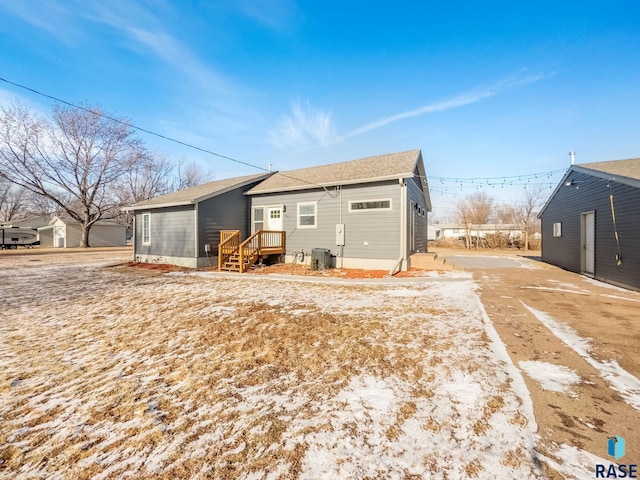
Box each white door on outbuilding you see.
[582,211,595,275]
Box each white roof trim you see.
[245,172,415,195]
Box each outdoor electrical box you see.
[336,224,345,246]
[204,244,211,253]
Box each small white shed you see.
[38,216,127,248]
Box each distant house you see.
[37,216,127,248]
[0,215,51,229]
[125,150,431,271]
[539,157,640,291]
[437,224,525,240]
[427,224,441,241]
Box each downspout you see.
[388,178,407,276]
[132,214,136,261]
[339,186,343,269]
[194,202,199,268]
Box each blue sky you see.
[1,0,639,219]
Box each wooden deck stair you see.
[218,230,286,273]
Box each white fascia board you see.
[122,201,194,212]
[245,173,414,195]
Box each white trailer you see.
[1,227,40,249]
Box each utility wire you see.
[0,76,263,171]
[0,75,340,196]
[0,75,563,198]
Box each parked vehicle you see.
[0,227,40,249]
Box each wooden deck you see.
[218,230,286,272]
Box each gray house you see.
[125,150,430,271]
[539,157,640,291]
[124,173,272,267]
[246,150,430,271]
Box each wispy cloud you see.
[235,0,298,30]
[84,3,229,95]
[269,101,336,149]
[343,71,553,139]
[0,1,78,43]
[270,71,552,151]
[0,1,230,97]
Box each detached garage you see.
[539,157,640,291]
[38,216,127,248]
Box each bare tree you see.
[495,204,516,226]
[457,191,493,248]
[0,179,27,223]
[456,198,474,249]
[488,203,516,248]
[115,153,174,230]
[26,191,65,218]
[515,185,546,250]
[172,158,214,190]
[0,102,148,247]
[117,153,173,204]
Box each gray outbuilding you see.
[539,157,640,291]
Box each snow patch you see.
[519,361,581,393]
[521,302,640,411]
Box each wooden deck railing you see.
[219,230,286,272]
[218,230,241,270]
[237,230,286,272]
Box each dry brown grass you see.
[0,260,542,479]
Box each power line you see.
[0,75,565,199]
[0,75,265,171]
[0,75,341,196]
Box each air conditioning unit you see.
[311,248,331,270]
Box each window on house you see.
[553,222,562,237]
[252,207,264,233]
[297,202,317,228]
[348,199,392,211]
[142,213,151,245]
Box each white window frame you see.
[142,213,151,245]
[553,222,562,237]
[348,198,392,212]
[297,201,317,229]
[252,206,265,234]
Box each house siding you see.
[134,206,196,260]
[250,180,401,261]
[87,225,127,247]
[407,177,428,254]
[197,181,264,258]
[541,170,640,290]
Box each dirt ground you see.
[434,247,640,468]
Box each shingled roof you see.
[124,172,272,211]
[247,150,424,195]
[576,158,640,184]
[538,157,640,218]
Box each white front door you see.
[582,211,595,275]
[266,206,283,231]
